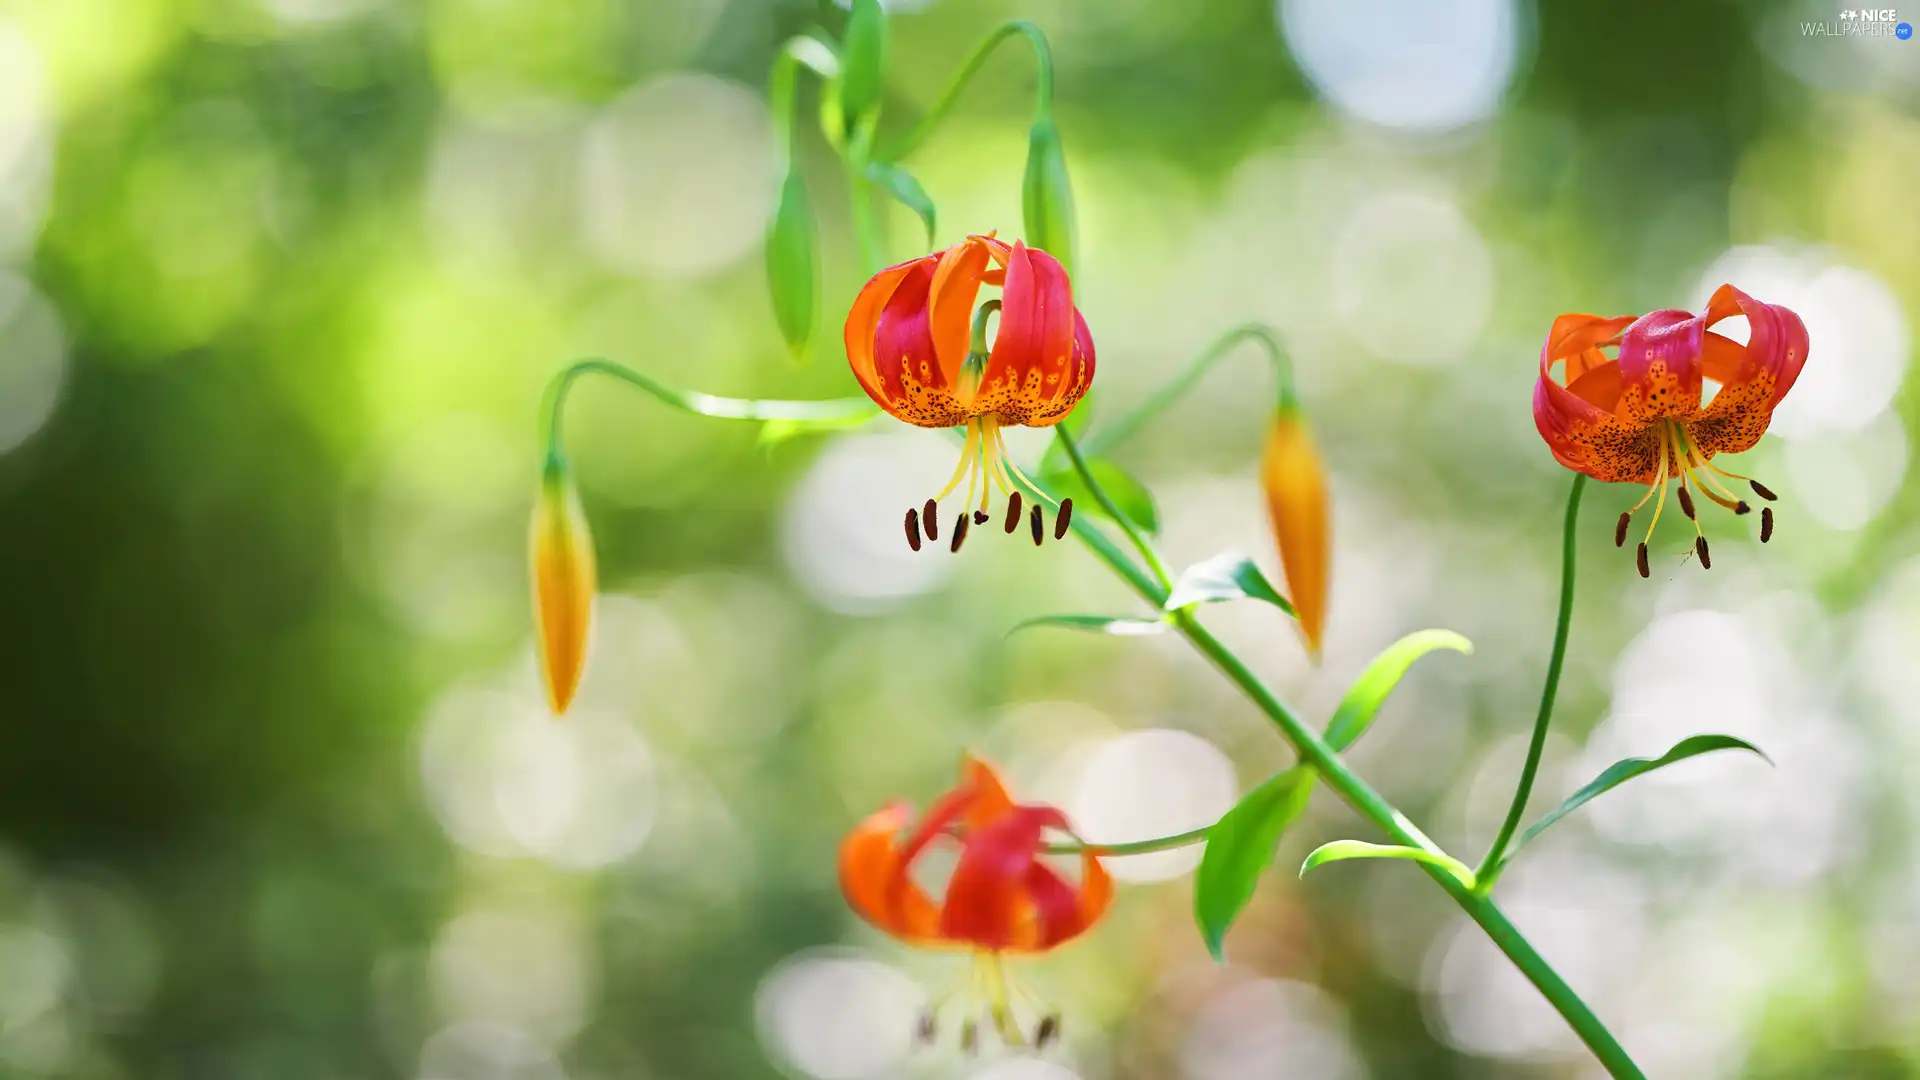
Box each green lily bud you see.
[837,0,887,126]
[1021,116,1076,276]
[765,166,819,359]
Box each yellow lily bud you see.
[1261,402,1330,658]
[530,457,595,715]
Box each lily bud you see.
[1021,116,1077,277]
[530,457,595,715]
[837,0,887,125]
[766,167,819,358]
[1260,400,1330,658]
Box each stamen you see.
[973,511,989,525]
[916,1013,937,1045]
[1678,484,1696,520]
[1695,535,1711,570]
[1636,542,1650,579]
[1034,1015,1061,1049]
[905,508,922,552]
[1761,506,1774,543]
[1750,479,1778,501]
[923,498,939,542]
[1641,426,1672,546]
[1736,500,1751,515]
[1005,491,1024,533]
[1030,504,1044,546]
[1614,512,1631,548]
[936,421,982,502]
[959,1019,978,1056]
[950,510,971,553]
[1054,498,1073,539]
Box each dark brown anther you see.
[905,508,922,552]
[960,1019,978,1056]
[1005,491,1024,533]
[1735,500,1752,515]
[1614,512,1631,548]
[1761,506,1774,543]
[950,511,971,553]
[1636,542,1651,579]
[1695,535,1711,570]
[1054,497,1073,539]
[1678,486,1696,520]
[1034,1015,1060,1049]
[1750,479,1777,501]
[973,510,989,525]
[916,1013,937,1046]
[922,498,939,541]
[1030,504,1044,546]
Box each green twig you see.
[1084,323,1294,458]
[880,20,1055,163]
[1054,425,1173,589]
[1043,824,1210,857]
[1475,473,1586,893]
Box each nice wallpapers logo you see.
[1803,7,1914,36]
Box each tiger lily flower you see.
[1533,284,1808,577]
[838,754,1112,1051]
[846,234,1095,553]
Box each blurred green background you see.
[3,0,1919,1077]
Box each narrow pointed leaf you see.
[1007,613,1168,637]
[865,161,936,247]
[1505,735,1770,866]
[1193,765,1314,961]
[765,168,819,358]
[836,0,886,122]
[1164,552,1295,616]
[1323,630,1473,750]
[1038,458,1158,534]
[1299,841,1475,889]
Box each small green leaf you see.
[765,168,819,359]
[1323,630,1473,751]
[1021,116,1076,275]
[1007,613,1168,637]
[865,161,936,248]
[1193,766,1314,961]
[1299,841,1476,889]
[1505,734,1771,865]
[1038,459,1158,535]
[1164,552,1295,616]
[837,0,886,123]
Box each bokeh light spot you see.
[0,276,65,455]
[753,951,919,1080]
[1278,0,1522,132]
[1069,729,1237,882]
[1331,192,1494,367]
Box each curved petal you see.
[1704,284,1809,410]
[1535,334,1663,483]
[872,260,975,428]
[959,755,1016,833]
[839,801,941,943]
[938,805,1053,950]
[1617,309,1706,422]
[846,258,929,410]
[1011,843,1111,953]
[977,242,1080,427]
[1545,313,1636,364]
[928,239,994,386]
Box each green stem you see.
[1082,323,1294,458]
[769,34,843,163]
[880,20,1054,163]
[1043,824,1211,857]
[1475,473,1586,893]
[1054,425,1173,589]
[539,359,877,465]
[845,156,885,274]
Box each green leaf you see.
[1164,552,1295,616]
[1007,613,1168,637]
[865,162,936,248]
[1323,630,1474,751]
[836,0,886,123]
[1505,735,1771,865]
[1037,458,1158,535]
[1299,841,1476,889]
[1193,766,1314,961]
[765,168,819,359]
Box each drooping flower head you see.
[846,234,1095,553]
[1533,285,1808,576]
[530,456,594,714]
[838,754,1112,1051]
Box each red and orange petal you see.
[836,755,1112,955]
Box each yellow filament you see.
[1641,425,1672,545]
[982,953,1023,1046]
[994,426,1047,500]
[1678,476,1705,540]
[937,420,983,501]
[1679,441,1743,503]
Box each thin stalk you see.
[880,20,1054,162]
[1054,425,1173,589]
[1476,473,1585,892]
[1042,824,1210,857]
[1084,323,1294,457]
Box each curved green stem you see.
[539,359,877,466]
[1043,824,1210,857]
[1475,473,1586,893]
[1054,425,1173,589]
[880,20,1055,163]
[769,34,843,162]
[1082,323,1293,458]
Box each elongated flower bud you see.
[1021,117,1076,277]
[766,167,819,359]
[530,457,595,715]
[837,0,886,125]
[1261,402,1330,658]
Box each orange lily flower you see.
[838,754,1112,1051]
[1533,284,1808,577]
[846,234,1095,552]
